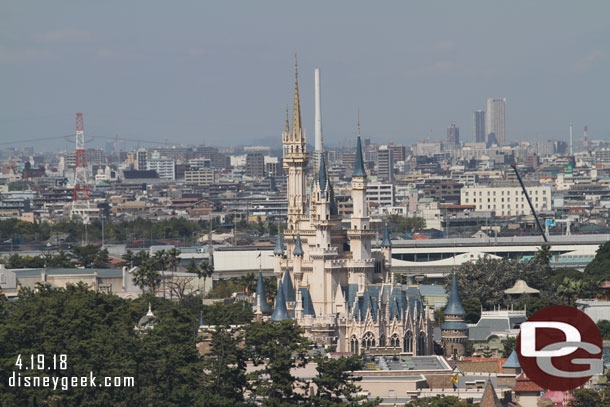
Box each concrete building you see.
[473,110,486,143]
[146,151,175,181]
[366,183,395,207]
[376,146,393,181]
[136,149,148,171]
[245,152,265,178]
[184,169,215,185]
[447,124,460,145]
[485,98,506,145]
[460,182,551,216]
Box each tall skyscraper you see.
[485,98,506,145]
[447,124,460,145]
[473,110,485,143]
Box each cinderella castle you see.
[253,61,434,355]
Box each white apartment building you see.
[460,183,551,216]
[366,183,395,207]
[146,151,175,181]
[184,169,215,185]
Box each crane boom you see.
[511,164,548,242]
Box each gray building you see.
[485,98,506,145]
[473,110,485,143]
[447,124,460,145]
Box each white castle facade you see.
[254,63,434,355]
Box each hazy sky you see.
[1,1,609,150]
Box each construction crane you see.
[511,164,548,243]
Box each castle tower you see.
[273,233,284,279]
[283,56,308,233]
[441,274,468,358]
[380,224,392,282]
[348,129,373,263]
[309,154,337,316]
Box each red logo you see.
[516,305,602,391]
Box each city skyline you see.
[2,2,610,149]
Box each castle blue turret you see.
[441,274,468,358]
[254,271,271,314]
[270,280,290,322]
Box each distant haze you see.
[1,1,609,150]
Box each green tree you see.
[568,389,605,407]
[166,247,181,271]
[120,249,136,268]
[202,326,247,406]
[597,320,610,340]
[584,240,610,282]
[309,354,381,407]
[132,259,161,294]
[73,244,104,268]
[45,249,75,268]
[515,295,564,318]
[0,284,205,406]
[406,394,470,406]
[198,261,214,291]
[454,256,552,309]
[462,297,481,324]
[387,215,426,235]
[502,336,517,358]
[246,320,310,406]
[556,277,597,305]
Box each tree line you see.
[0,284,380,407]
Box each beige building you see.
[184,169,215,185]
[460,183,551,216]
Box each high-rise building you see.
[447,124,460,145]
[245,153,265,178]
[136,149,148,171]
[376,146,393,182]
[473,110,485,143]
[485,98,506,145]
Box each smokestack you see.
[314,68,323,153]
[570,123,574,155]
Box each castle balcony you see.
[309,247,338,259]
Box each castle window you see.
[350,336,359,353]
[390,334,400,348]
[362,332,375,349]
[416,332,426,355]
[404,331,413,353]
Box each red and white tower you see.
[72,113,90,216]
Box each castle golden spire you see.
[291,53,302,141]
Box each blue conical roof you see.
[328,177,338,215]
[502,350,520,369]
[318,154,327,194]
[254,271,271,314]
[381,224,392,248]
[300,288,316,317]
[293,233,304,256]
[283,269,296,303]
[273,233,284,255]
[352,135,367,178]
[270,280,290,321]
[444,274,465,316]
